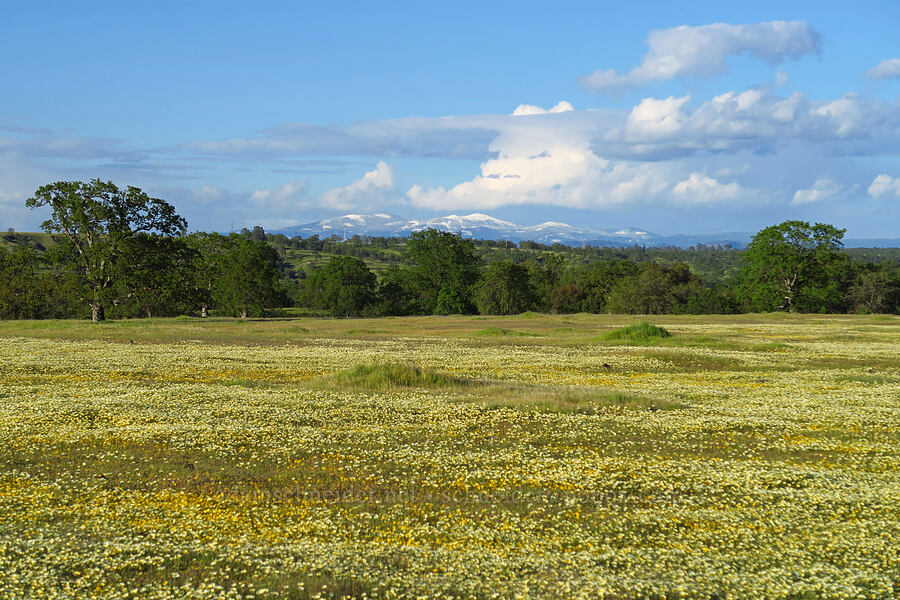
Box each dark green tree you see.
[184,232,227,317]
[402,229,482,314]
[250,225,266,242]
[374,265,415,316]
[848,262,900,314]
[738,221,848,312]
[607,263,676,314]
[211,235,285,318]
[523,253,565,312]
[549,283,584,314]
[476,260,536,315]
[112,234,201,318]
[557,260,640,313]
[1,247,64,318]
[25,179,186,321]
[304,256,377,317]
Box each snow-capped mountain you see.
[272,213,748,248]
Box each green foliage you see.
[6,204,900,321]
[555,261,640,313]
[303,256,376,317]
[738,220,848,312]
[0,246,81,319]
[602,322,672,342]
[25,179,186,321]
[475,260,536,315]
[402,229,482,314]
[210,235,285,318]
[523,253,564,312]
[374,265,415,316]
[606,262,704,315]
[848,261,900,313]
[110,235,201,318]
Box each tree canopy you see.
[738,221,847,312]
[304,256,377,317]
[401,229,482,314]
[476,260,536,315]
[26,179,186,321]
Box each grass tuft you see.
[315,363,473,391]
[518,311,543,319]
[602,322,672,343]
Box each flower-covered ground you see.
[0,314,897,599]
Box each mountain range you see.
[271,213,900,249]
[273,213,750,248]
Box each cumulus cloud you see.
[250,180,309,209]
[511,101,575,116]
[792,177,843,204]
[405,108,684,212]
[864,58,900,80]
[601,89,900,160]
[623,95,692,141]
[867,174,900,198]
[320,161,397,210]
[580,21,821,93]
[672,173,742,204]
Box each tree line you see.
[2,180,899,321]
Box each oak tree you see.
[26,179,186,321]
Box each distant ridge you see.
[272,213,749,249]
[270,213,900,249]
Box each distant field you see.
[0,314,897,598]
[282,247,401,278]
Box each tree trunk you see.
[91,303,105,322]
[201,305,209,318]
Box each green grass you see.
[474,327,541,337]
[312,363,475,391]
[1,313,898,349]
[309,362,682,414]
[602,321,672,343]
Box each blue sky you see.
[2,0,900,236]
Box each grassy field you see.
[0,314,897,599]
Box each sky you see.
[2,0,900,237]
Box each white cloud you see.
[601,88,900,160]
[405,114,662,211]
[792,177,843,204]
[580,21,821,93]
[320,161,397,210]
[511,101,575,116]
[864,58,900,80]
[867,174,900,198]
[623,95,691,141]
[672,172,742,204]
[250,180,309,209]
[812,95,865,137]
